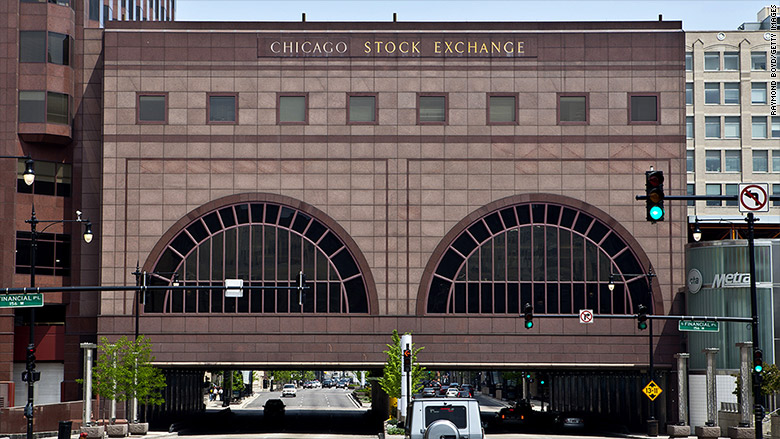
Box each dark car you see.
[497,401,535,425]
[555,413,585,431]
[263,398,285,417]
[456,390,471,398]
[460,384,474,397]
[438,385,449,396]
[421,387,437,398]
[322,379,333,388]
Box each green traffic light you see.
[525,321,534,329]
[649,206,664,221]
[755,364,763,373]
[638,321,648,330]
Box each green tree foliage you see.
[734,363,780,402]
[378,330,425,399]
[269,370,315,383]
[90,336,166,407]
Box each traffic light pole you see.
[26,211,37,439]
[747,212,763,438]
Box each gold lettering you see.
[399,41,409,53]
[301,41,312,53]
[312,42,322,53]
[491,41,500,53]
[454,41,464,53]
[336,41,348,53]
[283,41,293,53]
[517,41,524,55]
[412,41,420,53]
[480,43,488,53]
[468,41,477,53]
[270,41,281,54]
[323,41,333,53]
[434,41,442,54]
[503,41,514,53]
[374,41,383,53]
[364,41,371,54]
[444,41,454,54]
[386,41,396,53]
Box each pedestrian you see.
[217,387,223,401]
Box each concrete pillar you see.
[736,342,753,426]
[668,353,691,437]
[80,343,97,427]
[695,348,721,439]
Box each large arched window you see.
[427,202,650,315]
[147,201,369,314]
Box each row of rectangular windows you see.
[19,31,71,66]
[686,149,780,173]
[686,82,771,106]
[686,116,780,139]
[136,93,660,125]
[685,51,770,71]
[688,183,780,207]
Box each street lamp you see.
[692,218,702,242]
[0,155,35,185]
[24,206,92,439]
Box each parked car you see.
[282,383,297,397]
[446,387,460,397]
[263,398,285,417]
[421,387,437,398]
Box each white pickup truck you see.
[404,397,483,439]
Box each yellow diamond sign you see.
[642,380,663,401]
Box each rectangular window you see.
[348,94,377,124]
[773,150,780,172]
[704,52,719,71]
[686,116,694,139]
[705,116,720,138]
[772,117,780,138]
[558,95,587,124]
[89,0,100,20]
[705,150,721,172]
[685,83,693,106]
[723,116,740,138]
[685,52,693,71]
[137,94,166,123]
[47,32,69,66]
[628,94,658,124]
[489,95,517,124]
[19,31,46,63]
[46,91,69,124]
[687,183,695,206]
[278,94,307,124]
[773,184,780,207]
[723,52,739,70]
[753,150,768,172]
[418,94,447,124]
[15,231,71,276]
[751,52,767,70]
[723,83,739,104]
[752,116,767,139]
[17,159,71,197]
[686,150,694,172]
[725,184,739,207]
[704,83,720,104]
[207,94,237,123]
[706,184,722,206]
[724,150,741,172]
[751,83,767,105]
[18,91,45,123]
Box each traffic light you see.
[753,349,764,373]
[523,303,534,329]
[637,304,648,330]
[645,169,665,222]
[25,345,36,371]
[403,348,412,372]
[755,404,766,419]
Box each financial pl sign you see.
[687,268,751,294]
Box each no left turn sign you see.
[739,184,769,212]
[579,309,594,324]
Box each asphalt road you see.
[247,387,363,411]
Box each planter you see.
[129,422,149,435]
[107,423,129,437]
[80,425,105,439]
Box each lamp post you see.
[24,206,92,439]
[0,155,35,186]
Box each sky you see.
[176,1,776,30]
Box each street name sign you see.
[0,293,44,308]
[642,381,663,401]
[678,320,719,332]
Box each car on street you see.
[456,390,471,398]
[405,397,484,439]
[263,398,285,417]
[446,387,460,397]
[336,379,348,389]
[438,385,449,396]
[281,383,297,397]
[460,384,474,397]
[421,387,437,398]
[322,379,333,388]
[555,413,585,430]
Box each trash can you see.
[58,420,72,439]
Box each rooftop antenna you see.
[302,12,306,22]
[393,12,397,22]
[658,14,662,21]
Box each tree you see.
[733,363,780,404]
[87,335,166,421]
[378,330,425,399]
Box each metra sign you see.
[711,272,751,289]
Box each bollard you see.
[57,420,72,439]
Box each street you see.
[244,387,364,411]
